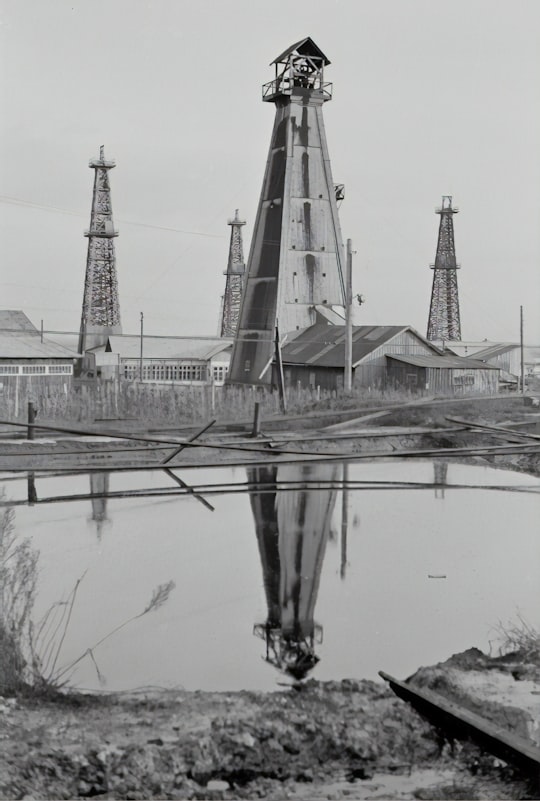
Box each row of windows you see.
[0,364,73,376]
[453,374,475,386]
[122,361,229,383]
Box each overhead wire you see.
[0,194,226,239]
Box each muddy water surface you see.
[2,460,539,692]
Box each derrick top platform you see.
[89,145,116,169]
[436,195,459,214]
[262,36,332,103]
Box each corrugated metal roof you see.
[100,336,233,361]
[280,324,411,367]
[0,333,79,359]
[46,333,81,353]
[387,354,499,370]
[471,343,519,360]
[271,37,330,66]
[0,310,38,332]
[444,341,517,358]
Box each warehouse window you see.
[453,374,475,386]
[48,365,73,374]
[22,365,47,375]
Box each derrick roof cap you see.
[271,37,330,66]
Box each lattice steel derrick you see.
[220,209,246,337]
[426,195,461,341]
[78,146,121,355]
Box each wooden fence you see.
[0,377,424,427]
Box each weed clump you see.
[1,495,176,695]
[493,614,540,663]
[0,502,38,693]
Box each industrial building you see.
[0,311,78,380]
[0,311,79,413]
[276,323,500,394]
[443,341,522,382]
[85,335,233,385]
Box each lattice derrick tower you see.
[220,209,246,337]
[78,146,121,355]
[228,37,346,385]
[426,195,461,341]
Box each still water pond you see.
[3,461,539,692]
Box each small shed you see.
[444,341,521,380]
[386,353,499,395]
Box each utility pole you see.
[344,239,353,392]
[520,305,525,394]
[139,311,144,382]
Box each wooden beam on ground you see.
[379,671,540,778]
[1,441,538,475]
[446,416,540,441]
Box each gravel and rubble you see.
[1,654,539,801]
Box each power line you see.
[0,195,225,239]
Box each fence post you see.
[27,401,36,440]
[251,401,261,438]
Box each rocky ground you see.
[1,648,539,800]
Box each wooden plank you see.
[446,416,540,441]
[379,671,540,777]
[0,440,538,474]
[162,468,215,511]
[161,419,216,464]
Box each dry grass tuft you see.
[493,614,540,662]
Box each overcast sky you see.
[1,0,539,343]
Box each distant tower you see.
[228,38,346,385]
[426,196,461,341]
[78,146,121,356]
[220,210,246,337]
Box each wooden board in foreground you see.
[379,670,540,778]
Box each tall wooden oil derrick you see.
[228,37,346,385]
[220,210,246,337]
[426,196,462,341]
[249,463,338,681]
[78,146,121,355]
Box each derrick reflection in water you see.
[89,472,110,538]
[248,463,338,681]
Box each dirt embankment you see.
[1,649,539,801]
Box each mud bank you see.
[1,648,539,801]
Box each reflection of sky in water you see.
[2,461,539,692]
